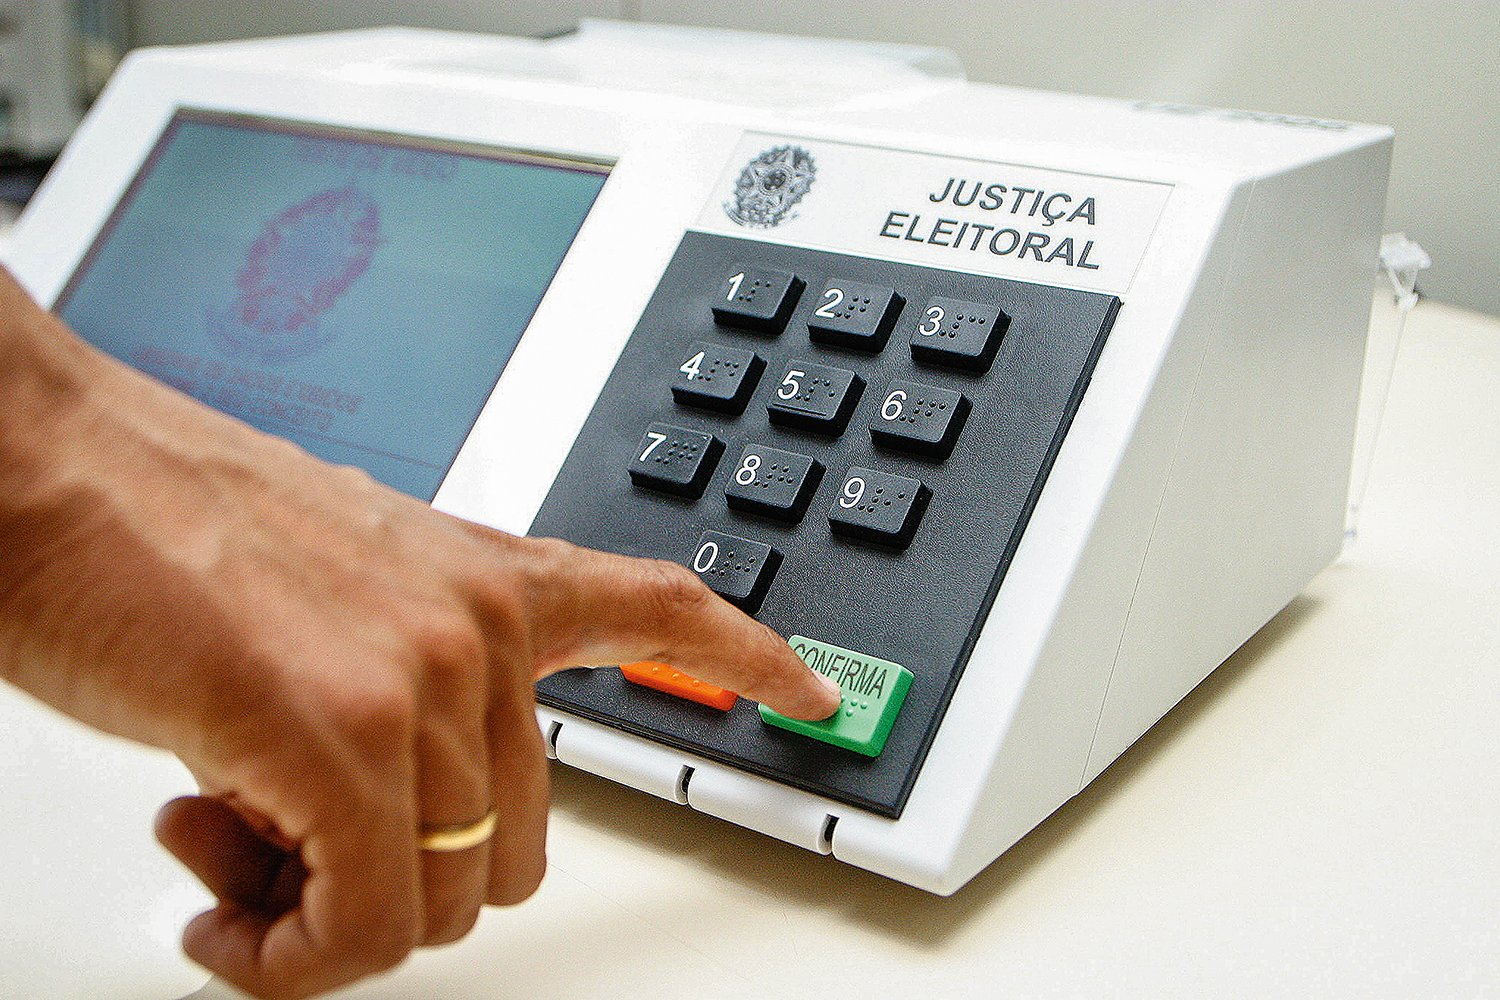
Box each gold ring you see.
[419,809,498,853]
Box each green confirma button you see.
[758,635,913,757]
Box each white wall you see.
[128,0,1499,315]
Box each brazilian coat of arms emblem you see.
[208,182,383,364]
[723,145,817,229]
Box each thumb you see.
[517,537,841,720]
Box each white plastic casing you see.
[4,23,1392,894]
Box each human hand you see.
[0,268,840,999]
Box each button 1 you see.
[828,467,930,549]
[690,530,780,613]
[629,423,723,499]
[724,444,824,523]
[621,661,737,711]
[807,278,904,351]
[910,296,1010,372]
[711,266,803,334]
[758,635,913,757]
[870,380,970,460]
[766,359,864,435]
[671,341,765,414]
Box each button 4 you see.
[671,341,765,414]
[910,296,1010,372]
[829,467,930,549]
[870,379,970,460]
[807,278,903,351]
[724,443,824,523]
[629,423,723,499]
[758,635,913,757]
[767,359,864,435]
[711,265,803,334]
[691,530,780,613]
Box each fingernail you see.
[816,672,843,705]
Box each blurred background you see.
[2,1,1494,313]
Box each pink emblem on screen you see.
[209,182,383,363]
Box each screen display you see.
[57,110,610,500]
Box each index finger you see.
[518,538,840,720]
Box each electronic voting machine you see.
[3,22,1392,893]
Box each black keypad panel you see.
[691,530,780,614]
[532,231,1119,817]
[711,265,803,333]
[828,467,931,549]
[671,341,764,414]
[807,278,904,351]
[910,296,1010,372]
[724,444,823,523]
[628,422,723,499]
[766,359,863,435]
[869,379,970,460]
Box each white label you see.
[695,133,1172,295]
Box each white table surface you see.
[3,299,1497,1000]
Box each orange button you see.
[620,662,737,711]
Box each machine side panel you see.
[1084,138,1393,781]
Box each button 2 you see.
[807,278,903,351]
[724,444,824,523]
[828,467,931,549]
[671,341,765,414]
[766,359,864,435]
[711,266,803,334]
[758,635,913,757]
[910,296,1010,372]
[629,423,723,499]
[870,379,970,460]
[690,530,780,613]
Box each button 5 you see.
[766,359,864,435]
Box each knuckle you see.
[640,559,712,624]
[332,677,416,748]
[410,611,485,678]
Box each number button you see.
[910,296,1010,373]
[724,444,824,523]
[828,467,931,549]
[628,422,724,499]
[671,341,765,414]
[690,530,781,613]
[766,359,864,435]
[807,278,904,351]
[870,379,971,460]
[711,265,804,334]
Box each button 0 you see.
[910,296,1010,373]
[690,530,780,614]
[766,359,864,435]
[671,341,765,414]
[870,379,970,459]
[620,661,737,711]
[758,635,913,757]
[807,278,904,351]
[724,443,824,523]
[628,423,723,499]
[711,266,803,334]
[828,467,930,549]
